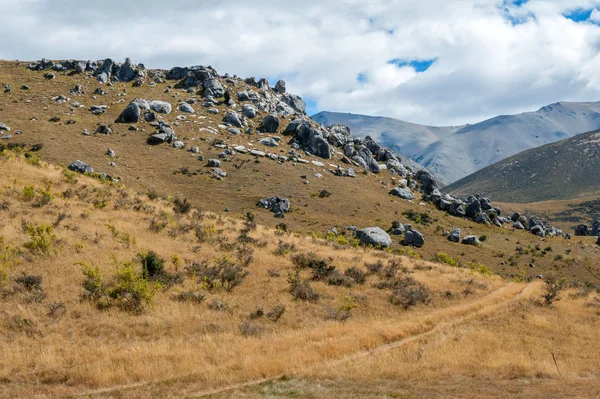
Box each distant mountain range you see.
[444,129,600,203]
[313,102,600,183]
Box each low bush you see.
[266,304,286,322]
[389,277,430,309]
[543,275,565,305]
[287,271,319,302]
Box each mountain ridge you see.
[313,102,600,183]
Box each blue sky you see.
[3,0,600,126]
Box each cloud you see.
[2,0,600,125]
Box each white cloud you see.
[2,0,600,125]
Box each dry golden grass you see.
[1,60,600,286]
[0,154,599,399]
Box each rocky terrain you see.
[2,57,600,284]
[1,57,600,399]
[316,102,600,183]
[445,129,600,203]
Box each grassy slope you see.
[0,155,598,398]
[2,61,600,285]
[445,129,600,203]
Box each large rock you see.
[462,236,480,245]
[261,115,280,133]
[257,196,290,218]
[280,93,306,114]
[223,111,243,128]
[592,220,600,236]
[357,145,380,173]
[466,200,482,218]
[416,170,445,195]
[179,103,194,113]
[203,78,224,98]
[355,227,392,248]
[449,228,461,243]
[149,101,172,114]
[286,119,331,159]
[68,160,93,174]
[575,224,590,236]
[116,102,141,123]
[389,187,415,200]
[327,124,352,147]
[115,58,136,82]
[403,230,425,247]
[274,80,286,94]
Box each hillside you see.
[311,111,462,158]
[1,150,600,398]
[2,59,600,286]
[316,102,600,183]
[445,129,600,203]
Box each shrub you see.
[479,235,488,242]
[239,321,264,337]
[106,260,161,314]
[467,262,492,276]
[15,274,43,291]
[207,298,229,312]
[236,245,254,267]
[23,185,35,201]
[173,197,191,214]
[389,277,430,309]
[0,237,17,287]
[273,240,296,256]
[249,307,264,319]
[24,223,56,254]
[325,297,358,322]
[327,270,354,287]
[172,290,205,303]
[186,257,248,292]
[402,209,433,225]
[318,189,332,198]
[433,252,460,267]
[80,263,105,301]
[543,276,565,305]
[139,251,165,279]
[287,271,319,302]
[266,304,286,322]
[291,252,334,280]
[344,267,366,284]
[365,260,384,275]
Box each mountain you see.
[311,111,463,158]
[315,102,600,183]
[444,129,600,203]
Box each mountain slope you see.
[414,101,600,182]
[316,102,600,184]
[311,111,463,158]
[445,129,600,202]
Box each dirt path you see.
[78,281,531,398]
[185,282,531,398]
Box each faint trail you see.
[78,282,532,399]
[183,282,529,398]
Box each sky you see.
[2,0,600,126]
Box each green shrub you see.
[106,260,161,314]
[186,257,248,292]
[173,197,191,214]
[139,251,165,279]
[479,235,488,242]
[433,252,460,267]
[467,261,492,276]
[543,276,565,306]
[24,223,56,254]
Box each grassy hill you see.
[446,129,600,203]
[1,59,600,398]
[0,151,598,398]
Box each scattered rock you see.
[449,228,461,243]
[462,236,480,245]
[68,160,93,174]
[355,227,393,248]
[403,230,425,247]
[257,196,290,218]
[149,100,172,114]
